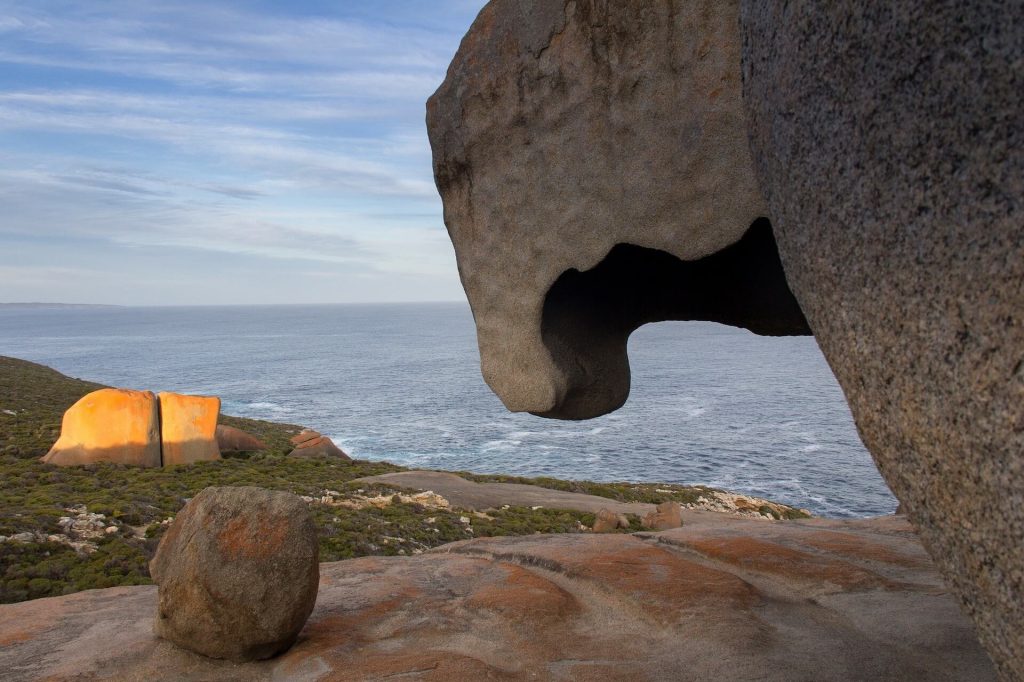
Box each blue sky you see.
[0,0,485,304]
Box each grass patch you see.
[0,454,598,603]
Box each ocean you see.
[0,303,896,517]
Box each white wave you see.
[245,401,293,413]
[481,439,521,452]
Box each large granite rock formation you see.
[427,0,809,420]
[428,0,1021,675]
[0,514,995,680]
[158,392,221,466]
[150,486,319,661]
[741,2,1023,677]
[40,388,161,467]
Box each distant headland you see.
[0,303,122,309]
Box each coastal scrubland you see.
[0,355,806,603]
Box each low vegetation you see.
[0,354,804,604]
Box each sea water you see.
[0,303,896,517]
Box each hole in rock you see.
[537,218,811,419]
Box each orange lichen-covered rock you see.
[41,388,161,467]
[150,486,319,661]
[158,392,221,466]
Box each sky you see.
[0,0,486,305]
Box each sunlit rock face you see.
[158,392,221,466]
[741,2,1024,677]
[41,388,161,467]
[427,0,809,420]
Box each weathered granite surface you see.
[427,0,808,420]
[150,487,319,661]
[0,514,995,680]
[741,2,1023,677]
[158,392,221,466]
[41,388,161,467]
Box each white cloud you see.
[0,0,483,304]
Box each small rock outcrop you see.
[41,388,161,467]
[742,1,1023,676]
[215,425,267,453]
[158,392,221,466]
[287,430,350,460]
[592,508,626,533]
[641,502,683,531]
[149,486,319,662]
[427,0,808,420]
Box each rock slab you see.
[41,388,161,468]
[741,1,1023,676]
[149,486,319,661]
[158,392,221,466]
[0,514,995,680]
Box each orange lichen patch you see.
[41,388,160,467]
[158,392,220,466]
[795,530,931,568]
[468,535,758,620]
[0,628,35,646]
[335,651,519,681]
[466,563,578,624]
[574,543,758,618]
[0,595,69,646]
[215,515,288,561]
[683,536,896,591]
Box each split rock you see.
[41,388,161,467]
[149,486,319,661]
[158,392,221,466]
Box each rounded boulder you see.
[149,486,319,661]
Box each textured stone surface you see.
[288,434,350,460]
[741,2,1023,677]
[641,501,682,531]
[149,486,319,661]
[289,429,321,446]
[591,508,620,533]
[41,388,160,467]
[215,425,266,453]
[0,514,994,680]
[427,0,808,419]
[157,392,221,466]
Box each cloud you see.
[0,0,483,304]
